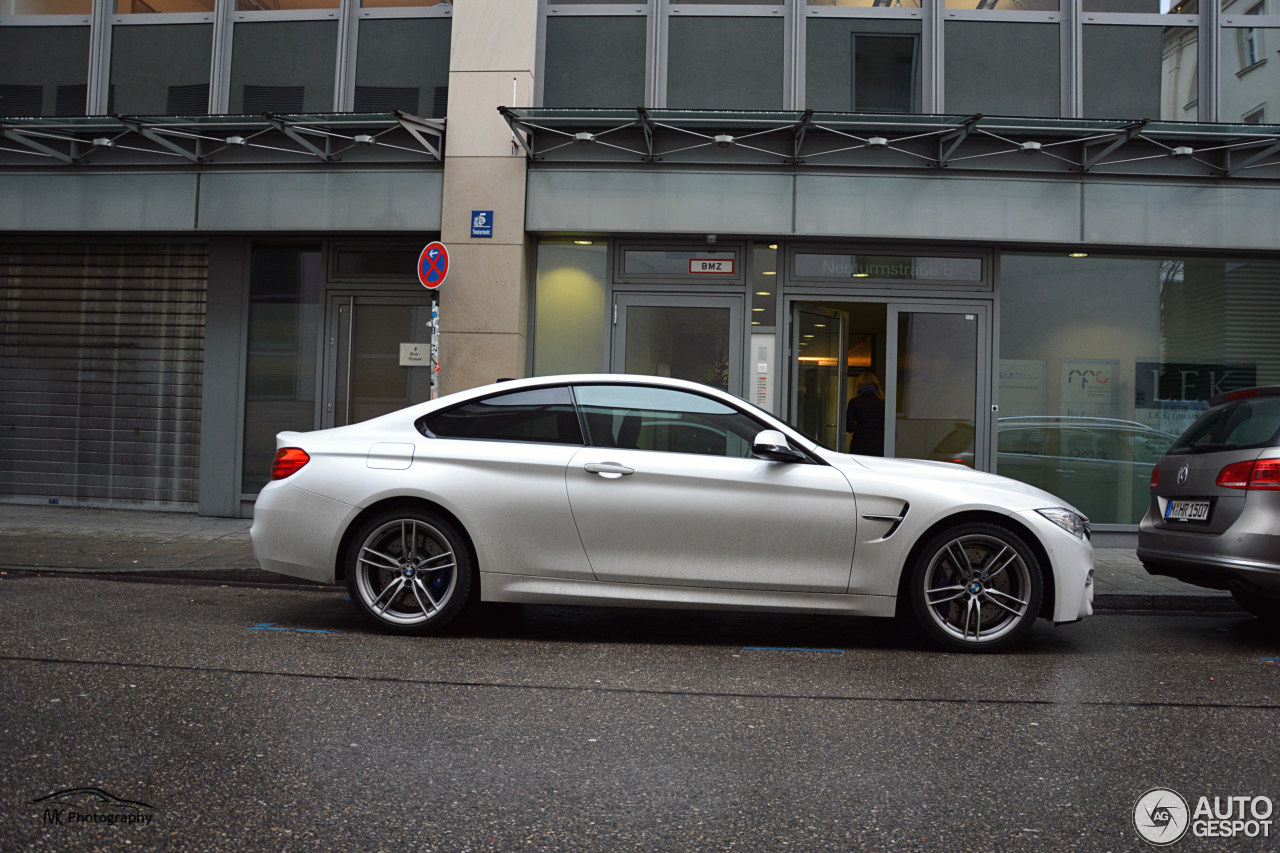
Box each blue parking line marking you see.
[248,622,339,634]
[743,647,845,653]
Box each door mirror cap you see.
[752,430,806,463]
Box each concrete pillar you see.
[438,0,537,394]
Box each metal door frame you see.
[611,292,746,394]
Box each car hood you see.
[822,452,1085,515]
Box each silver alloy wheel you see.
[351,518,458,628]
[920,532,1034,646]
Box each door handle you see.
[584,461,635,478]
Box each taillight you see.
[1149,467,1159,490]
[1252,459,1280,490]
[271,447,310,480]
[1217,461,1254,490]
[1216,459,1280,491]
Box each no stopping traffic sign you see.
[418,242,450,289]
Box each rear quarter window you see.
[418,387,584,445]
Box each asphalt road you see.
[2,574,1278,853]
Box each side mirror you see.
[752,429,806,463]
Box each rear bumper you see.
[250,481,355,584]
[1137,541,1280,597]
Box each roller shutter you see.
[0,243,207,509]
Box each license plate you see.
[1165,500,1210,522]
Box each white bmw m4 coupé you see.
[251,374,1094,651]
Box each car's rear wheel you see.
[1231,589,1280,621]
[909,523,1043,652]
[345,508,473,634]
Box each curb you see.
[4,566,1246,615]
[1093,593,1242,614]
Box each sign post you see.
[417,242,449,398]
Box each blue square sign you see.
[471,210,494,238]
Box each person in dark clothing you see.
[846,371,885,456]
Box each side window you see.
[574,384,766,459]
[419,387,584,445]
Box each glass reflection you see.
[1,0,92,13]
[115,0,212,12]
[236,0,338,10]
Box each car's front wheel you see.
[345,508,473,634]
[909,523,1043,652]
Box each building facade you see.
[2,0,1279,543]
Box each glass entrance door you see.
[789,300,991,467]
[612,294,743,392]
[325,295,434,428]
[792,305,846,450]
[885,303,990,467]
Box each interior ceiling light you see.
[1068,252,1089,258]
[755,291,772,296]
[768,244,778,250]
[573,239,593,245]
[852,272,870,278]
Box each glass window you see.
[751,243,777,327]
[0,0,91,12]
[1221,21,1277,123]
[1083,26,1197,120]
[667,16,784,110]
[944,0,1058,9]
[792,253,983,283]
[0,27,89,118]
[543,16,646,108]
[420,387,584,445]
[944,21,1060,117]
[998,253,1280,524]
[229,21,337,113]
[533,240,607,377]
[242,245,323,494]
[361,0,448,7]
[806,18,921,113]
[1083,1,1180,10]
[115,0,212,12]
[236,0,338,10]
[574,384,765,457]
[622,248,737,278]
[109,24,212,115]
[806,0,921,6]
[355,17,451,116]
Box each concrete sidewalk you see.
[0,503,1238,613]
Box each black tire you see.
[344,507,474,635]
[909,522,1044,652]
[1231,589,1280,621]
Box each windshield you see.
[1170,397,1280,454]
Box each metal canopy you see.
[499,108,1280,181]
[0,112,444,168]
